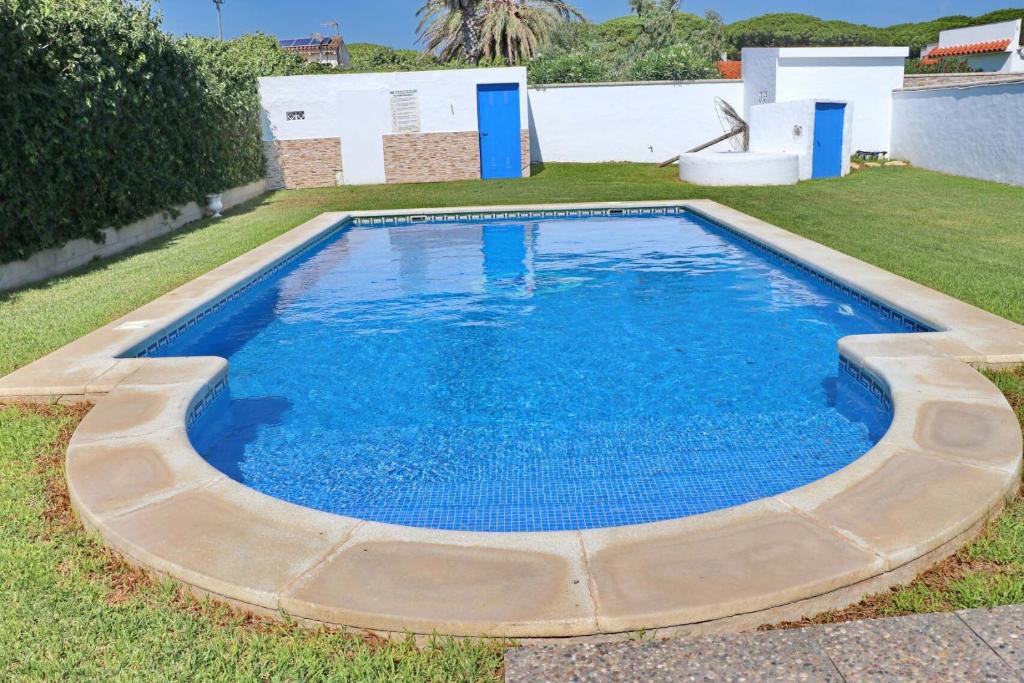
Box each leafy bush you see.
[528,52,611,84]
[904,57,977,74]
[625,44,717,81]
[0,0,316,264]
[347,43,449,72]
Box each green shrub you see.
[724,13,882,53]
[347,43,449,72]
[625,44,717,81]
[904,56,977,74]
[528,52,611,84]
[0,0,316,265]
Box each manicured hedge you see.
[0,0,315,265]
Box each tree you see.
[632,0,681,51]
[418,0,584,65]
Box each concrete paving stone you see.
[914,401,1023,470]
[66,430,220,518]
[101,481,356,609]
[282,539,593,636]
[812,612,1020,682]
[587,511,880,630]
[505,630,843,683]
[959,605,1024,675]
[807,451,1011,568]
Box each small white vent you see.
[286,111,305,121]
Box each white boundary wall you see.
[0,180,268,292]
[891,80,1024,186]
[527,81,745,163]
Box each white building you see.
[922,20,1023,73]
[259,67,530,187]
[741,47,909,154]
[279,36,351,69]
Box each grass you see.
[1,163,1023,675]
[0,403,506,681]
[4,163,1024,377]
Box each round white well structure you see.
[679,152,800,186]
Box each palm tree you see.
[417,0,584,65]
[417,0,482,63]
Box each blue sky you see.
[158,0,1015,47]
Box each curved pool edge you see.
[3,200,1023,638]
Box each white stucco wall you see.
[743,48,908,153]
[743,49,779,113]
[750,100,815,178]
[527,81,745,163]
[938,20,1021,47]
[891,80,1024,186]
[0,179,269,292]
[259,67,528,184]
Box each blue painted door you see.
[812,103,846,179]
[477,83,522,180]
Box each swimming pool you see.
[159,210,910,532]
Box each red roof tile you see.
[928,39,1011,58]
[716,60,742,79]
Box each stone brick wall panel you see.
[383,132,482,184]
[272,138,342,189]
[520,129,531,177]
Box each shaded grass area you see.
[0,164,1023,672]
[0,404,506,681]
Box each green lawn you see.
[1,163,1023,677]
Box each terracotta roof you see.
[928,39,1011,58]
[716,60,742,79]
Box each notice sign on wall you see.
[390,89,421,133]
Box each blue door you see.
[477,83,522,180]
[812,103,846,179]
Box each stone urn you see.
[205,193,224,218]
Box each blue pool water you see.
[162,212,907,532]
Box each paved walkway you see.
[505,605,1024,682]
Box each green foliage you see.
[625,43,717,81]
[724,13,882,54]
[0,1,317,265]
[528,51,611,84]
[904,56,977,74]
[633,0,683,51]
[530,9,719,84]
[416,0,584,66]
[722,8,1024,57]
[347,42,448,72]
